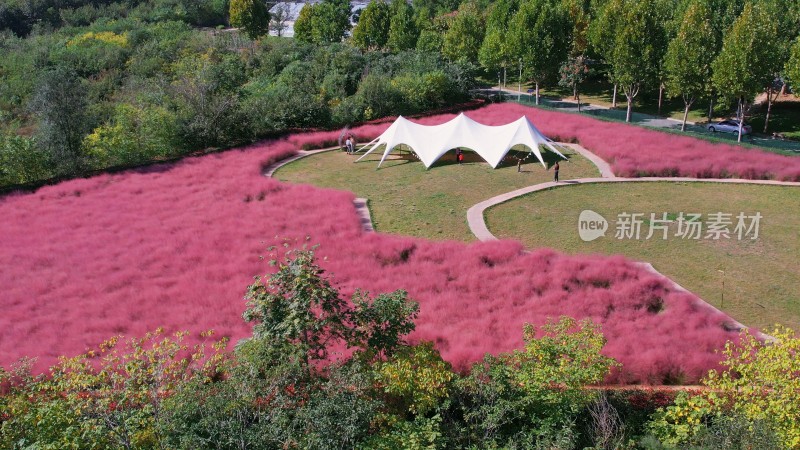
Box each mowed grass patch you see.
[275,146,599,241]
[486,181,800,331]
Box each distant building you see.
[268,1,369,38]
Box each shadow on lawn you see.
[354,147,577,171]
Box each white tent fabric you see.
[355,113,566,169]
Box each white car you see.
[707,120,752,135]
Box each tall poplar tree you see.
[442,1,484,65]
[664,0,716,131]
[712,2,781,142]
[509,0,571,105]
[607,0,661,122]
[478,0,518,89]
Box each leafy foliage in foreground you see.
[648,326,800,449]
[2,249,797,449]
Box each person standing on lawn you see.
[553,161,559,182]
[346,136,356,154]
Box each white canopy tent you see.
[355,113,566,169]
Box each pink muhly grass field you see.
[1,103,776,384]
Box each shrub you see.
[0,133,52,186]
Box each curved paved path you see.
[468,175,800,242]
[263,147,376,232]
[467,144,799,335]
[266,142,797,334]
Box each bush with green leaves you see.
[50,29,132,78]
[0,134,52,186]
[1,330,229,449]
[449,316,619,448]
[82,103,183,168]
[0,13,472,188]
[647,326,800,448]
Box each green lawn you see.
[485,181,800,332]
[274,146,599,241]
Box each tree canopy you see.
[351,0,391,50]
[509,0,571,104]
[664,0,716,130]
[229,0,270,40]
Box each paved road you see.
[488,88,800,154]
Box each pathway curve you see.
[467,144,800,334]
[263,147,376,233]
[467,175,800,243]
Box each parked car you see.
[707,119,752,135]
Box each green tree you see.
[510,316,619,416]
[509,0,571,105]
[608,0,662,122]
[269,2,291,36]
[712,2,781,141]
[315,0,353,43]
[787,36,800,90]
[294,0,352,44]
[352,0,391,51]
[588,0,626,108]
[349,289,420,360]
[700,0,745,122]
[243,247,350,371]
[293,3,317,43]
[664,0,716,131]
[478,0,518,89]
[243,246,419,371]
[757,0,794,134]
[558,55,589,112]
[229,0,270,40]
[1,330,228,449]
[456,316,618,447]
[651,0,676,116]
[387,0,419,52]
[705,326,800,448]
[560,0,591,55]
[376,342,454,416]
[648,326,799,448]
[441,1,484,65]
[29,66,90,176]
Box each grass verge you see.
[485,181,800,331]
[274,146,599,241]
